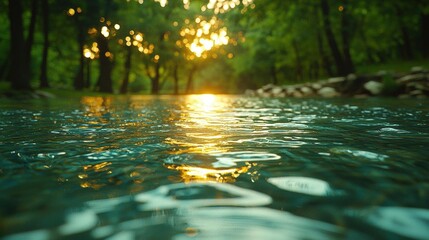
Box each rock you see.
[339,74,368,96]
[327,77,346,84]
[244,89,255,96]
[251,67,428,99]
[300,86,313,96]
[397,73,426,83]
[271,87,283,96]
[411,66,424,74]
[261,84,275,91]
[34,90,56,98]
[260,92,271,98]
[317,87,339,98]
[276,92,286,98]
[285,87,296,96]
[409,89,423,96]
[328,77,346,83]
[311,83,322,90]
[406,82,428,91]
[364,81,383,95]
[346,73,357,82]
[292,91,303,98]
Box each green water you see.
[1,95,429,239]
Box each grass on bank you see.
[356,59,429,74]
[0,82,116,99]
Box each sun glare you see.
[188,94,217,112]
[206,0,254,14]
[180,16,230,58]
[155,0,167,7]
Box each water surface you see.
[1,95,429,239]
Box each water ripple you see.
[1,96,429,239]
[365,207,429,239]
[268,176,333,196]
[330,147,389,161]
[173,207,343,240]
[210,151,281,167]
[135,182,272,210]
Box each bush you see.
[128,77,148,93]
[381,73,401,96]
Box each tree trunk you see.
[0,53,9,81]
[317,31,334,77]
[22,0,39,87]
[8,0,31,90]
[173,63,179,95]
[395,6,413,60]
[270,65,278,85]
[400,27,413,59]
[292,40,303,81]
[85,59,91,88]
[340,1,355,74]
[308,61,319,80]
[74,31,85,90]
[120,47,132,94]
[185,64,197,94]
[320,0,346,76]
[421,13,429,58]
[97,35,113,93]
[150,63,160,94]
[39,0,49,88]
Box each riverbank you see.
[0,83,113,99]
[247,66,429,98]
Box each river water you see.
[1,95,429,239]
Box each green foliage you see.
[381,73,401,97]
[128,75,150,93]
[357,60,429,74]
[1,0,429,94]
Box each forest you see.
[0,0,428,95]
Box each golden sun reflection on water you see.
[165,137,229,155]
[80,96,112,117]
[167,94,230,155]
[78,96,125,189]
[165,164,250,183]
[165,94,228,154]
[80,162,114,190]
[165,94,255,183]
[186,94,218,112]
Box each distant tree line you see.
[0,0,428,93]
[232,0,429,89]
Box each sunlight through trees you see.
[1,0,428,94]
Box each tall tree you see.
[320,0,346,76]
[24,0,39,81]
[97,34,114,93]
[39,0,49,88]
[340,0,355,74]
[67,5,86,90]
[7,0,31,90]
[120,44,132,94]
[96,0,115,93]
[420,12,429,58]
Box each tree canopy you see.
[1,0,428,94]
